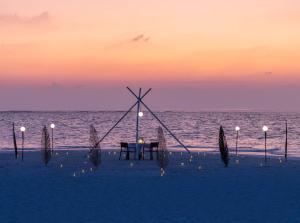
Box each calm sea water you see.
[0,111,299,156]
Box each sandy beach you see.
[1,150,300,223]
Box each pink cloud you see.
[131,34,150,43]
[0,12,50,25]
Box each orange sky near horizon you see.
[1,0,300,85]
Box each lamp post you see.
[263,126,268,163]
[235,126,240,156]
[50,123,55,153]
[20,126,26,161]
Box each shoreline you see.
[1,148,300,161]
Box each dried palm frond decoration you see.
[157,126,169,175]
[12,122,18,159]
[41,126,52,166]
[219,126,229,167]
[89,125,101,167]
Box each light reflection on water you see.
[0,111,299,157]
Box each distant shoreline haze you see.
[0,84,300,111]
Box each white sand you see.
[0,150,300,223]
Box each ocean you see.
[0,111,299,157]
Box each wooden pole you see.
[97,87,151,145]
[135,88,141,160]
[140,100,190,153]
[98,87,189,156]
[127,87,151,100]
[285,121,288,161]
[97,101,138,145]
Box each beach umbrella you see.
[41,126,52,166]
[12,123,18,159]
[89,125,101,167]
[157,126,169,175]
[219,126,229,167]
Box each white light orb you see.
[263,126,268,132]
[20,126,26,132]
[50,123,55,129]
[235,126,240,131]
[138,138,144,144]
[138,111,144,117]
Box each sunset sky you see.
[1,0,300,110]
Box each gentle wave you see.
[0,111,299,157]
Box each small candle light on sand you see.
[160,168,165,176]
